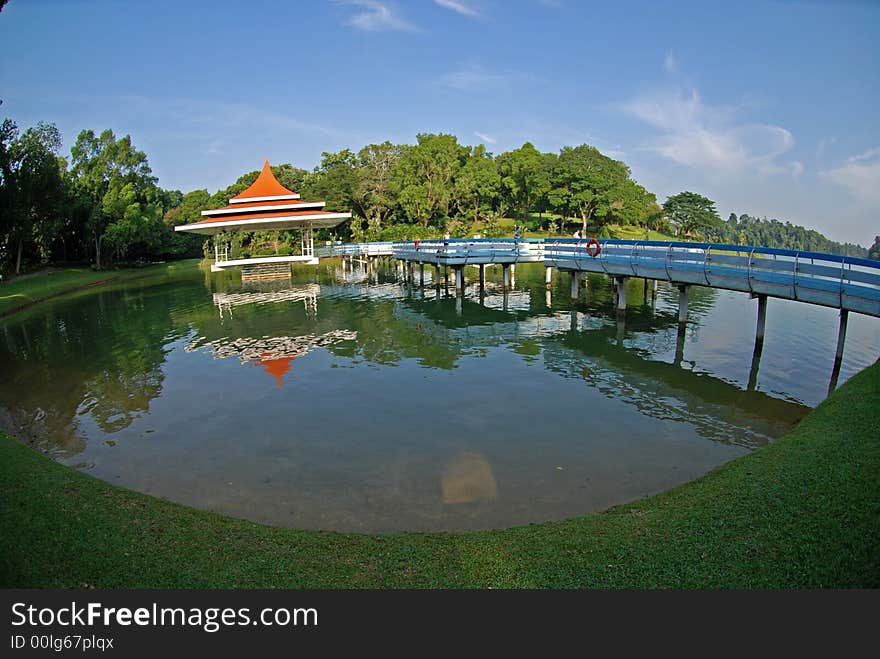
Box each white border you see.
[175,212,352,233]
[201,201,325,216]
[229,194,300,203]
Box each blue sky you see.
[1,0,878,244]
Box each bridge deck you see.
[544,239,880,317]
[319,238,880,317]
[393,239,544,265]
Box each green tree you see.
[454,144,500,224]
[497,142,548,224]
[0,120,66,273]
[393,133,468,227]
[663,191,722,238]
[549,144,629,234]
[866,236,879,261]
[70,129,157,268]
[353,141,402,235]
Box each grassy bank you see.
[1,359,877,588]
[0,262,196,318]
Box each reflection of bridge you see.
[387,293,809,446]
[321,238,880,390]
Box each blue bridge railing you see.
[317,238,880,317]
[544,239,880,317]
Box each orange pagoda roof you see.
[175,159,351,235]
[230,159,298,202]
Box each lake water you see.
[1,260,877,532]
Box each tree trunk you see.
[15,236,23,275]
[95,235,102,270]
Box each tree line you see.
[0,118,874,276]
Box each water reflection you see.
[0,259,876,531]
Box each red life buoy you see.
[586,238,601,258]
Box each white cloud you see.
[339,1,417,32]
[847,146,880,163]
[624,87,798,176]
[434,0,479,17]
[474,131,497,144]
[821,147,880,205]
[438,65,538,91]
[664,51,678,74]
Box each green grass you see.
[0,262,197,318]
[2,360,877,588]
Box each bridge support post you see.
[545,267,553,289]
[615,277,628,317]
[455,266,464,294]
[756,294,768,342]
[570,270,579,300]
[407,261,414,283]
[503,264,511,289]
[419,262,425,287]
[677,285,689,324]
[652,278,658,301]
[829,309,849,394]
[479,264,485,289]
[434,264,441,288]
[444,265,450,287]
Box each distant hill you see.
[717,214,868,258]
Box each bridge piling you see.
[434,264,441,288]
[678,285,689,324]
[616,277,628,317]
[419,262,425,287]
[503,264,511,289]
[454,266,464,295]
[829,310,849,394]
[545,266,553,289]
[756,294,768,342]
[570,270,579,300]
[479,264,485,289]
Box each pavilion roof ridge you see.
[230,159,297,202]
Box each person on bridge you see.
[514,227,521,240]
[573,229,581,239]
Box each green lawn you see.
[0,261,198,317]
[2,359,877,588]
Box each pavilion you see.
[175,159,351,279]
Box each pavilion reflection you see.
[185,329,357,389]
